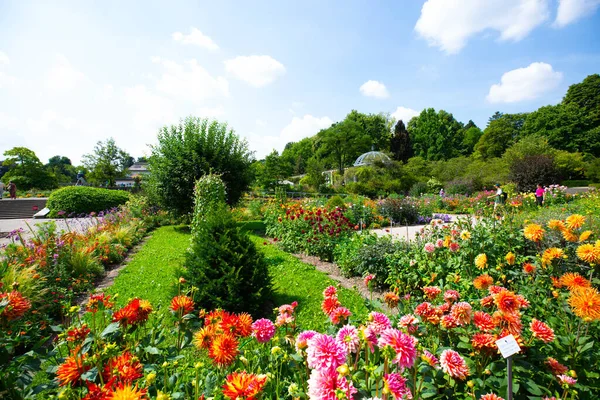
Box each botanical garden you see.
[1,76,600,400]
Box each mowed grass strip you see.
[105,225,190,310]
[249,234,369,331]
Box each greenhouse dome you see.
[353,151,392,167]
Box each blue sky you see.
[1,0,599,164]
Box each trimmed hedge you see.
[47,186,130,217]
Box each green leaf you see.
[101,322,121,338]
[144,346,160,355]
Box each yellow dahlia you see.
[559,272,591,291]
[460,230,471,240]
[547,219,565,230]
[524,224,544,242]
[579,230,593,242]
[475,253,488,269]
[576,244,600,264]
[561,228,579,243]
[568,286,600,321]
[505,252,515,266]
[565,214,585,230]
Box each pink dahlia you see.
[420,349,439,368]
[398,314,419,334]
[296,330,318,352]
[435,239,444,248]
[444,290,460,303]
[306,334,346,372]
[323,286,337,298]
[480,394,505,400]
[383,373,411,399]
[377,328,417,370]
[364,274,375,286]
[440,314,460,329]
[424,243,435,253]
[329,307,351,325]
[251,318,275,343]
[361,326,378,353]
[336,325,360,354]
[530,318,555,343]
[557,374,576,386]
[368,311,391,334]
[440,349,470,380]
[307,369,357,400]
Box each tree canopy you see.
[82,138,132,186]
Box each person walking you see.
[0,180,4,199]
[535,184,545,207]
[488,183,504,211]
[8,181,17,199]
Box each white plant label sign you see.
[496,334,521,358]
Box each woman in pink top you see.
[535,184,544,207]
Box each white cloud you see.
[280,115,332,144]
[45,54,87,91]
[555,0,600,27]
[415,0,551,54]
[359,80,390,98]
[0,51,9,65]
[0,112,19,130]
[391,106,420,124]
[172,27,219,50]
[224,55,286,87]
[197,105,225,119]
[486,62,563,103]
[124,84,175,133]
[153,57,229,102]
[0,70,18,88]
[256,119,267,127]
[26,109,76,134]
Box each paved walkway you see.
[0,218,95,246]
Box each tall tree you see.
[475,113,527,158]
[147,117,254,216]
[46,155,76,184]
[390,120,411,162]
[2,147,57,189]
[82,138,132,186]
[316,118,370,175]
[563,74,600,125]
[460,120,483,155]
[407,108,464,160]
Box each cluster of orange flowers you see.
[553,272,600,322]
[0,290,31,321]
[112,298,153,328]
[222,371,267,400]
[193,309,253,367]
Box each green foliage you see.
[190,174,226,240]
[408,181,429,197]
[502,135,555,168]
[377,197,420,224]
[326,195,346,210]
[509,155,558,192]
[147,117,253,216]
[334,234,399,284]
[82,138,132,186]
[390,120,412,162]
[46,155,77,185]
[47,186,130,216]
[2,147,57,190]
[186,206,272,315]
[475,112,527,158]
[407,108,465,160]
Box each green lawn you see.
[103,225,368,331]
[104,225,190,311]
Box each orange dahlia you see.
[108,383,147,400]
[561,228,579,243]
[170,295,194,315]
[384,292,400,308]
[565,214,585,230]
[523,263,536,274]
[236,313,254,337]
[545,247,564,259]
[471,333,497,353]
[524,224,544,242]
[422,286,441,300]
[559,272,591,291]
[102,352,143,383]
[493,311,523,336]
[66,324,91,343]
[321,296,341,316]
[0,291,31,321]
[473,311,496,332]
[480,394,505,400]
[568,286,600,321]
[209,333,239,367]
[204,310,225,326]
[57,354,90,386]
[475,253,488,269]
[494,290,520,314]
[193,326,215,350]
[86,293,114,313]
[579,230,593,242]
[473,274,494,290]
[529,318,554,343]
[222,371,267,400]
[547,219,565,230]
[545,357,568,375]
[576,244,600,264]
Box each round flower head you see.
[480,394,505,400]
[473,274,493,290]
[471,333,497,353]
[559,272,591,291]
[450,302,472,326]
[222,371,267,400]
[523,263,536,274]
[530,318,554,343]
[367,311,391,334]
[494,290,521,314]
[377,328,417,370]
[321,296,341,316]
[0,291,31,321]
[307,369,357,400]
[423,243,435,253]
[420,349,439,368]
[306,333,347,372]
[170,295,194,315]
[545,357,568,375]
[440,349,469,380]
[475,253,488,269]
[296,330,318,352]
[398,314,419,334]
[383,373,411,399]
[252,318,276,343]
[110,383,147,399]
[337,325,360,354]
[576,244,600,264]
[422,286,441,300]
[505,252,515,265]
[323,286,337,298]
[558,374,577,386]
[562,228,579,243]
[57,353,89,386]
[209,333,239,367]
[579,230,593,242]
[444,290,460,303]
[524,224,544,242]
[329,307,351,325]
[565,214,585,230]
[568,286,600,321]
[384,292,400,308]
[473,311,496,332]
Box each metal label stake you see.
[495,334,521,400]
